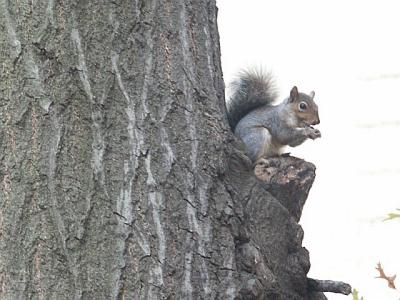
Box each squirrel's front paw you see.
[306,127,321,139]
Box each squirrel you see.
[226,69,321,165]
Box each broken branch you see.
[307,278,352,295]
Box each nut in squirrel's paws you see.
[306,125,321,140]
[254,158,277,182]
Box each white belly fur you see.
[259,128,285,158]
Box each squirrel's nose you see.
[313,118,320,125]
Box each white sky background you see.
[217,0,400,299]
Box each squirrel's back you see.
[226,69,277,130]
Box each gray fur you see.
[227,70,321,162]
[226,69,277,130]
[235,101,306,161]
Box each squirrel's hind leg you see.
[239,127,281,181]
[240,127,274,162]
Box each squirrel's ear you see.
[289,86,298,102]
[309,91,315,99]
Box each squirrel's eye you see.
[299,102,308,111]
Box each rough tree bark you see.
[0,0,346,299]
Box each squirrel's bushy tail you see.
[226,68,277,130]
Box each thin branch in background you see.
[375,262,396,289]
[383,208,400,221]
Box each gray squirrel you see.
[226,69,321,164]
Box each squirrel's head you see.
[288,86,320,127]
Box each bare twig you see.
[376,262,397,289]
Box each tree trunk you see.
[0,1,330,299]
